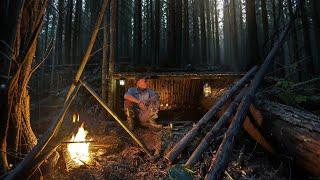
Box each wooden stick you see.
[64,0,110,103]
[184,90,246,167]
[204,3,301,179]
[164,66,257,163]
[79,80,152,157]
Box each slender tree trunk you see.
[214,0,220,65]
[65,0,73,64]
[230,0,239,71]
[183,0,189,66]
[200,0,207,65]
[246,0,261,67]
[192,0,200,65]
[301,0,314,77]
[154,0,160,66]
[108,0,118,109]
[168,0,177,66]
[261,0,269,55]
[310,0,320,73]
[134,0,142,64]
[55,0,65,65]
[288,0,301,80]
[102,17,109,101]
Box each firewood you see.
[184,90,246,167]
[164,66,258,163]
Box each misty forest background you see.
[31,0,319,102]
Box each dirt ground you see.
[38,108,313,180]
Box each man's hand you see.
[138,101,147,111]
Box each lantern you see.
[203,83,212,97]
[119,79,125,86]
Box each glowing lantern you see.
[67,123,91,166]
[119,79,125,86]
[203,83,212,97]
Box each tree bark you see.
[246,0,261,67]
[254,99,320,176]
[134,0,142,64]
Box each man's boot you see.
[125,108,135,130]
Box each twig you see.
[61,141,94,144]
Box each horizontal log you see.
[254,99,320,176]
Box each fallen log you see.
[164,66,258,163]
[253,99,320,176]
[204,2,301,179]
[184,90,246,167]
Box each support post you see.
[79,80,152,157]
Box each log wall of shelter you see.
[112,73,241,113]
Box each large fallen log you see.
[253,99,320,176]
[204,2,301,179]
[164,66,258,163]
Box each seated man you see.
[124,76,162,130]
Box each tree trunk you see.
[214,0,220,65]
[183,0,189,66]
[301,0,314,76]
[102,16,109,101]
[168,0,177,66]
[107,0,118,109]
[261,0,269,55]
[0,0,48,173]
[55,0,65,65]
[134,0,142,64]
[230,0,239,70]
[288,0,301,80]
[246,0,261,68]
[154,0,160,66]
[254,99,320,176]
[200,0,207,65]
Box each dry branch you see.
[185,90,246,167]
[164,66,257,163]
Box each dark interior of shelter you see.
[0,0,319,179]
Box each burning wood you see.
[67,123,91,166]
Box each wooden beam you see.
[79,80,152,157]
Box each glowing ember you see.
[67,123,91,166]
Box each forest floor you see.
[33,108,309,180]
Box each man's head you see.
[136,76,150,90]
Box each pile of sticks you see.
[164,2,302,179]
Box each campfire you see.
[67,122,91,166]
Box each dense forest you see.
[0,0,319,179]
